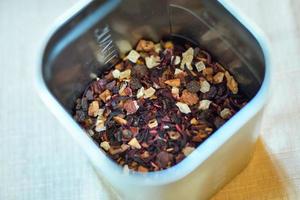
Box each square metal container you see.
[36,0,270,199]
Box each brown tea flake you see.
[190,118,199,125]
[164,41,174,49]
[113,116,127,125]
[168,131,181,140]
[182,146,195,156]
[180,90,199,106]
[136,40,154,52]
[203,67,213,76]
[124,100,139,114]
[128,137,141,149]
[88,101,99,117]
[109,144,129,155]
[165,78,181,87]
[192,131,208,142]
[148,119,158,129]
[118,82,127,95]
[99,89,112,102]
[213,72,224,84]
[138,165,149,173]
[225,71,238,94]
[141,151,150,159]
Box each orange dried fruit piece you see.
[113,116,127,125]
[180,89,199,106]
[99,89,112,102]
[136,40,154,52]
[88,101,99,117]
[164,78,181,87]
[225,71,238,94]
[213,72,224,84]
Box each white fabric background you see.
[1,0,300,199]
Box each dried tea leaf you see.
[182,146,195,156]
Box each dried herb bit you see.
[186,80,200,93]
[73,38,249,172]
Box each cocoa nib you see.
[73,38,248,172]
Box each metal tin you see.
[35,0,270,199]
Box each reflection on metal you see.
[94,26,118,64]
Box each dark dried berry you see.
[214,116,225,128]
[81,97,88,111]
[156,151,172,168]
[130,77,142,90]
[132,64,148,78]
[186,80,200,93]
[85,90,94,100]
[106,80,116,91]
[75,110,86,122]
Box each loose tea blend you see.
[74,39,248,172]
